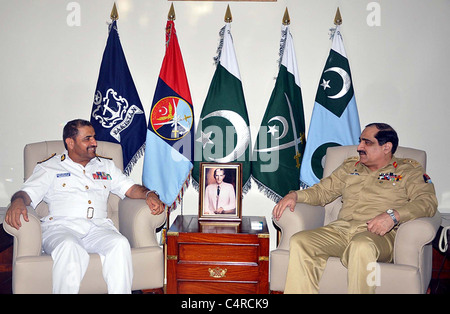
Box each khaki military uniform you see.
[285,156,438,294]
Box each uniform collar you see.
[61,150,101,167]
[380,155,399,171]
[354,155,399,173]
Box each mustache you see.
[357,150,366,155]
[87,145,97,150]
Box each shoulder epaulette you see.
[344,156,359,163]
[402,158,421,168]
[95,154,113,161]
[37,153,56,164]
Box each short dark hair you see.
[63,119,92,150]
[213,168,225,176]
[365,123,399,154]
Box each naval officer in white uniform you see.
[5,119,165,294]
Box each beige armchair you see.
[3,140,166,294]
[270,145,441,294]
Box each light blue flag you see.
[300,25,361,188]
[142,20,194,210]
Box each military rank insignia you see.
[92,172,112,180]
[423,173,432,184]
[378,172,402,181]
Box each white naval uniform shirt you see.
[21,151,135,221]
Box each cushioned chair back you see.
[321,145,427,225]
[23,140,124,227]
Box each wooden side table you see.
[166,215,269,294]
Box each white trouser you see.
[41,217,133,294]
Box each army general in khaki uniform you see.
[273,123,438,294]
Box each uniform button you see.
[62,183,66,187]
[88,200,92,204]
[49,217,53,220]
[85,185,89,190]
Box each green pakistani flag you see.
[193,22,252,192]
[252,24,306,202]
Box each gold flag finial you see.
[168,3,176,21]
[334,7,342,25]
[224,5,232,23]
[282,7,290,25]
[110,2,119,21]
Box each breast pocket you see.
[50,174,81,201]
[342,175,365,201]
[90,173,113,198]
[374,180,407,205]
[53,173,73,190]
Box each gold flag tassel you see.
[329,7,342,40]
[278,8,290,67]
[214,5,233,65]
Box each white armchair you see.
[270,145,441,293]
[3,140,166,294]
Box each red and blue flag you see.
[142,20,194,210]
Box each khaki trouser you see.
[284,219,396,294]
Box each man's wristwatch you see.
[146,190,160,199]
[386,209,399,225]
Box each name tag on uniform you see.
[92,172,112,180]
[56,172,71,178]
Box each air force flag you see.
[142,20,194,210]
[299,25,361,187]
[90,21,147,175]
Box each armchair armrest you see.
[118,198,166,248]
[2,206,42,259]
[394,211,442,266]
[272,203,325,251]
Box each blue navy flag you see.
[90,20,147,175]
[300,25,361,187]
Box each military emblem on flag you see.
[142,17,194,210]
[90,20,146,175]
[252,20,306,202]
[300,23,361,188]
[193,16,252,192]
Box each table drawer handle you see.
[208,267,227,278]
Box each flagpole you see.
[110,2,119,21]
[282,7,290,25]
[168,2,175,21]
[224,4,232,23]
[334,7,342,25]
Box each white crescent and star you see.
[267,116,288,140]
[254,94,303,154]
[321,66,351,99]
[196,109,250,163]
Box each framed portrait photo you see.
[198,162,242,221]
